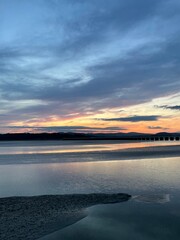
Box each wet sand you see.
[0,193,131,240]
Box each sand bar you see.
[0,193,131,240]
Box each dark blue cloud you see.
[155,105,180,111]
[98,116,160,122]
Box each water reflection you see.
[0,157,179,197]
[0,140,179,155]
[40,197,180,240]
[133,194,170,203]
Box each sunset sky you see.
[0,0,180,134]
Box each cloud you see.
[97,115,160,122]
[0,125,127,133]
[148,126,169,130]
[0,0,180,126]
[155,105,180,111]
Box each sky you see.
[0,0,180,134]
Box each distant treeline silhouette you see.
[0,132,179,141]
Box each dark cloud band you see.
[155,105,180,111]
[97,115,160,122]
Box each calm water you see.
[0,140,180,240]
[0,140,179,155]
[41,198,180,240]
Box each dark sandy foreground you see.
[0,193,131,240]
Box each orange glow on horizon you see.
[2,94,180,134]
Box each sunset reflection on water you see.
[0,140,179,155]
